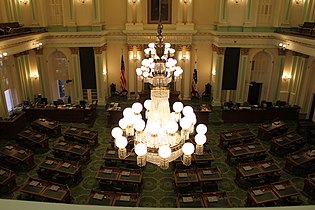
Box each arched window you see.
[48,0,63,25]
[148,0,172,24]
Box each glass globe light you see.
[173,101,184,112]
[136,68,142,76]
[183,106,194,116]
[195,133,207,145]
[180,117,191,130]
[148,42,155,48]
[196,124,207,134]
[111,127,123,139]
[132,102,143,114]
[135,143,147,156]
[182,142,195,155]
[174,71,180,77]
[115,136,128,149]
[158,146,171,158]
[165,43,171,48]
[119,118,127,129]
[144,100,151,110]
[166,121,178,134]
[143,71,149,78]
[123,107,133,117]
[134,119,145,131]
[124,115,135,126]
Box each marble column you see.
[70,47,83,103]
[274,49,286,101]
[128,44,142,99]
[94,44,107,105]
[36,49,50,99]
[179,45,191,100]
[235,48,249,103]
[211,44,225,106]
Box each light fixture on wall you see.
[279,42,288,50]
[79,0,87,4]
[129,0,137,4]
[112,0,207,170]
[19,0,29,5]
[33,41,43,50]
[181,46,187,61]
[182,0,190,4]
[282,73,291,82]
[294,0,303,5]
[31,73,39,80]
[233,0,242,4]
[132,46,138,61]
[0,51,8,60]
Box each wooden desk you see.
[112,193,140,207]
[51,140,90,164]
[246,186,279,207]
[106,105,123,127]
[20,177,71,203]
[176,194,205,208]
[196,167,223,183]
[174,169,199,186]
[258,120,288,141]
[38,157,82,185]
[194,104,211,125]
[88,190,114,206]
[23,105,96,124]
[17,129,49,153]
[201,192,232,208]
[235,160,282,188]
[0,166,17,193]
[270,180,299,199]
[284,147,315,176]
[0,112,26,139]
[270,131,305,156]
[103,148,137,163]
[297,119,315,134]
[88,190,140,207]
[31,118,61,137]
[302,173,315,199]
[63,127,98,146]
[227,142,266,165]
[0,144,35,170]
[220,129,256,148]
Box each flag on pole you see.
[120,55,127,91]
[192,61,198,92]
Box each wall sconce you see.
[282,73,291,82]
[279,42,288,50]
[19,0,29,5]
[102,69,107,76]
[129,0,137,4]
[294,0,303,5]
[79,0,87,4]
[0,52,8,60]
[33,41,43,50]
[31,73,39,80]
[232,0,242,4]
[182,0,190,4]
[181,46,187,61]
[212,69,216,76]
[132,46,138,61]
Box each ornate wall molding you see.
[94,44,107,54]
[212,44,225,55]
[70,47,79,54]
[240,48,249,55]
[127,44,143,51]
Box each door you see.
[248,82,262,105]
[309,93,315,121]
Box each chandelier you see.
[111,1,207,169]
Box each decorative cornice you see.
[176,44,192,51]
[94,44,107,54]
[14,51,29,57]
[212,44,225,55]
[127,44,143,51]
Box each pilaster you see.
[211,44,225,106]
[235,48,249,103]
[70,47,83,103]
[275,49,286,101]
[94,44,107,105]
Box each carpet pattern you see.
[1,102,315,207]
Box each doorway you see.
[248,82,262,105]
[309,93,315,121]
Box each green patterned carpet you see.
[1,102,315,207]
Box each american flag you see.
[192,61,198,92]
[120,55,127,91]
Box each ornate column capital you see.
[241,48,249,55]
[70,47,79,54]
[14,51,29,57]
[176,44,192,51]
[292,51,303,57]
[94,44,107,54]
[212,44,225,55]
[278,49,286,56]
[128,44,143,51]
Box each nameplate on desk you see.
[83,131,91,134]
[73,145,82,149]
[207,196,218,203]
[103,169,113,174]
[49,122,55,125]
[286,134,294,138]
[62,162,71,168]
[178,172,188,178]
[5,145,13,150]
[253,189,264,196]
[45,160,54,165]
[202,170,213,175]
[93,193,104,200]
[107,150,116,155]
[275,138,283,142]
[24,130,31,133]
[35,134,42,138]
[18,150,26,154]
[70,128,77,131]
[273,121,280,125]
[248,145,256,149]
[225,133,232,137]
[50,185,60,192]
[183,196,193,202]
[274,184,285,190]
[58,142,67,146]
[0,170,6,176]
[243,166,252,171]
[291,155,300,160]
[29,181,39,187]
[262,163,271,168]
[121,171,130,176]
[234,147,242,151]
[120,195,131,201]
